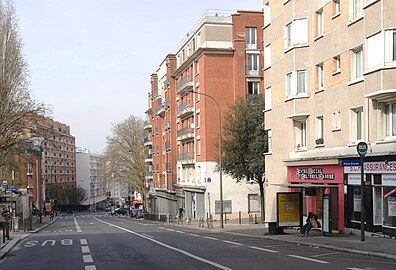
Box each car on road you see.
[111,207,128,216]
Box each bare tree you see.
[0,1,49,170]
[103,115,146,207]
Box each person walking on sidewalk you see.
[301,212,318,237]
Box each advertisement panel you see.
[277,192,302,227]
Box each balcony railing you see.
[155,103,165,116]
[163,98,170,108]
[145,171,153,179]
[176,75,193,94]
[177,152,195,164]
[144,136,152,146]
[144,154,153,163]
[176,99,194,118]
[246,65,263,77]
[176,127,194,141]
[144,120,152,130]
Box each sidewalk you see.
[0,215,58,259]
[174,219,396,261]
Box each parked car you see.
[111,207,128,216]
[131,208,144,219]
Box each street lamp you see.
[187,89,224,228]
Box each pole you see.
[188,89,223,228]
[360,156,365,242]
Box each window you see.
[215,200,232,214]
[194,60,199,74]
[351,107,364,142]
[332,110,341,130]
[367,32,383,69]
[247,54,259,75]
[246,27,257,49]
[248,81,259,95]
[333,0,340,15]
[284,18,308,49]
[351,0,363,20]
[285,70,307,98]
[196,112,200,128]
[316,63,324,90]
[316,9,324,37]
[265,129,272,153]
[265,86,272,110]
[385,29,396,63]
[295,120,307,149]
[351,47,363,80]
[263,1,271,27]
[248,194,261,213]
[316,116,324,145]
[333,55,341,73]
[264,44,271,69]
[385,102,396,137]
[197,139,201,155]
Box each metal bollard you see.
[6,221,10,240]
[254,214,258,224]
[224,212,227,224]
[2,223,5,243]
[239,211,241,224]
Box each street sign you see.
[2,180,7,187]
[340,160,361,166]
[357,142,368,156]
[6,187,17,191]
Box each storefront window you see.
[383,186,396,228]
[373,186,382,225]
[351,186,361,222]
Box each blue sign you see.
[340,160,361,166]
[6,187,17,191]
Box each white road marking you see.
[80,239,88,245]
[223,240,243,246]
[175,230,186,234]
[188,233,200,237]
[249,246,278,253]
[288,255,329,264]
[141,233,154,239]
[347,268,365,270]
[83,255,93,263]
[82,246,90,253]
[95,218,232,270]
[74,217,82,233]
[85,266,96,270]
[203,236,219,241]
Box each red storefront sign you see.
[288,165,343,184]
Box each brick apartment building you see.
[39,118,77,203]
[263,0,396,236]
[145,10,264,220]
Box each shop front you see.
[287,164,344,233]
[344,160,396,236]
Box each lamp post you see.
[187,89,224,228]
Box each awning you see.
[271,183,340,188]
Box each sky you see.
[13,0,262,154]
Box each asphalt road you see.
[0,212,395,270]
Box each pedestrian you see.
[301,211,318,237]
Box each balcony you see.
[163,120,171,130]
[246,93,261,102]
[246,65,262,77]
[176,75,193,95]
[177,152,195,164]
[163,97,170,108]
[144,153,153,163]
[176,99,194,118]
[176,127,194,142]
[145,171,153,179]
[144,120,152,130]
[162,76,169,90]
[144,136,152,146]
[155,103,165,116]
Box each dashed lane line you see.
[223,240,244,246]
[94,218,232,270]
[80,239,88,245]
[83,255,94,263]
[288,255,329,264]
[85,266,97,270]
[82,246,90,253]
[74,217,82,233]
[249,246,278,253]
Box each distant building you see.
[76,147,105,210]
[145,10,264,220]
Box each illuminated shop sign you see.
[344,161,396,174]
